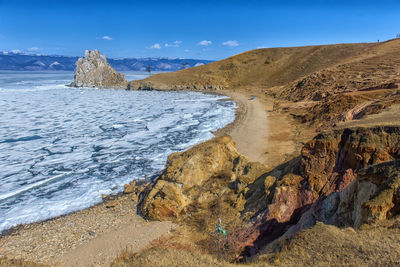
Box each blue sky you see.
[0,0,399,60]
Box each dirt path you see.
[216,91,270,164]
[216,91,297,168]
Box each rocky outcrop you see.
[319,160,400,227]
[70,50,127,88]
[138,135,268,227]
[138,127,400,259]
[235,126,400,256]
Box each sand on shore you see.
[216,90,298,168]
[0,90,301,266]
[0,193,173,266]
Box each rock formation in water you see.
[69,50,127,88]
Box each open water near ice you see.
[0,71,235,233]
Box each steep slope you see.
[258,220,400,266]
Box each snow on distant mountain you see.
[0,52,213,71]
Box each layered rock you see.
[70,50,127,88]
[235,126,400,256]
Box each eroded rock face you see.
[319,179,378,228]
[236,126,400,256]
[70,50,127,88]
[138,135,268,225]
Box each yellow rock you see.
[138,135,268,222]
[123,184,134,194]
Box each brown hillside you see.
[129,39,400,130]
[274,38,400,101]
[277,40,400,129]
[128,42,376,91]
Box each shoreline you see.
[0,90,238,235]
[0,89,236,237]
[0,89,300,266]
[0,89,242,266]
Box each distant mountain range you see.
[0,52,214,71]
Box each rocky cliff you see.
[234,126,400,257]
[70,50,127,88]
[138,127,400,259]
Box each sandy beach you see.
[216,90,299,168]
[0,90,297,266]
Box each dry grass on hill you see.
[257,218,400,266]
[130,39,400,130]
[273,39,400,129]
[111,217,400,267]
[129,42,375,91]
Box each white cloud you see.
[197,40,212,46]
[165,40,182,47]
[184,49,191,52]
[148,43,161,49]
[28,47,39,51]
[194,62,204,67]
[257,46,268,49]
[2,51,8,55]
[102,36,113,41]
[10,49,21,54]
[222,40,239,47]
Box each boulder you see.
[138,135,268,225]
[123,181,136,194]
[69,50,127,88]
[131,193,138,202]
